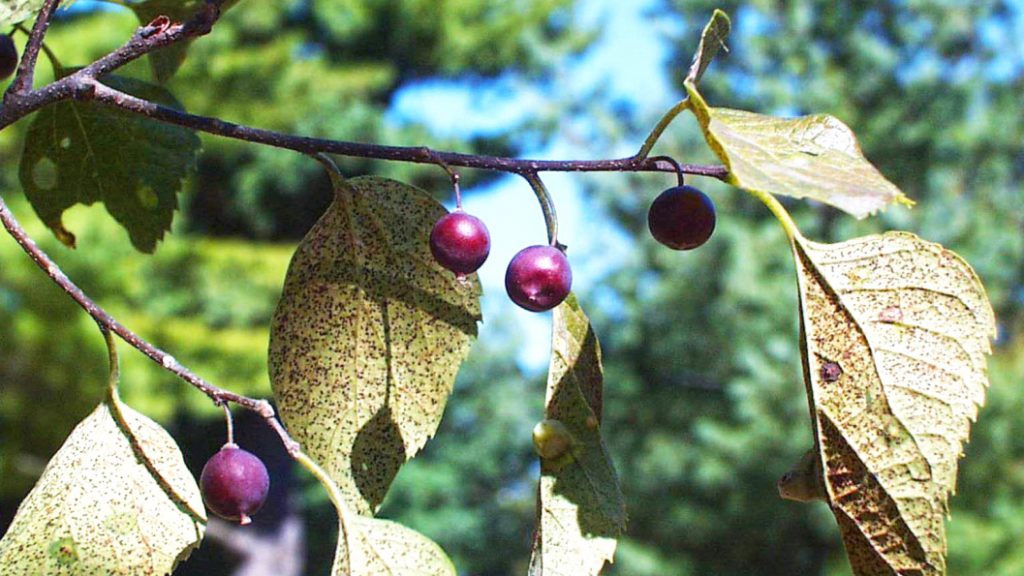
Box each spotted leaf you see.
[529,294,625,576]
[269,174,481,515]
[0,397,206,574]
[792,232,996,575]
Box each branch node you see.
[72,79,97,101]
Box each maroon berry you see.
[0,36,17,80]
[430,210,490,276]
[647,185,716,250]
[200,444,270,525]
[505,245,572,312]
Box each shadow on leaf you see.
[350,405,406,512]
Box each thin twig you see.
[3,0,62,98]
[0,195,301,456]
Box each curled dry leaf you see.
[269,174,481,515]
[792,231,996,575]
[0,398,206,575]
[685,9,731,85]
[529,294,625,576]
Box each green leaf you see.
[529,294,625,576]
[0,0,45,26]
[685,83,911,218]
[791,231,996,575]
[0,397,206,575]
[269,174,482,515]
[685,9,731,85]
[129,0,242,83]
[18,73,201,252]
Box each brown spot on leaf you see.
[821,361,843,383]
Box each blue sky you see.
[389,0,678,369]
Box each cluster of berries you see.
[429,184,716,311]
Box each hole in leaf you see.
[136,185,159,210]
[59,136,71,149]
[31,157,58,191]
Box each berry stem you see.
[649,155,686,187]
[522,171,560,247]
[427,151,464,208]
[222,403,235,446]
[101,325,120,400]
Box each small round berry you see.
[505,245,572,312]
[647,185,716,250]
[200,443,270,525]
[0,36,17,80]
[429,210,491,276]
[532,419,574,460]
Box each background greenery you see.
[1,1,1021,575]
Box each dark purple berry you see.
[505,245,572,312]
[430,210,490,276]
[647,185,716,250]
[200,444,270,525]
[0,36,17,80]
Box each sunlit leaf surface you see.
[793,232,996,575]
[0,398,205,575]
[270,174,481,515]
[687,83,910,218]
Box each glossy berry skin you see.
[0,36,17,80]
[429,210,491,276]
[200,444,270,525]
[647,185,716,250]
[505,245,572,312]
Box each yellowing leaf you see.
[686,83,910,218]
[332,513,456,576]
[296,451,455,576]
[685,9,731,85]
[0,398,206,575]
[792,232,996,575]
[529,294,625,576]
[269,174,481,515]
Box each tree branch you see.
[81,0,226,79]
[0,0,730,464]
[3,0,62,98]
[0,194,301,456]
[85,81,729,178]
